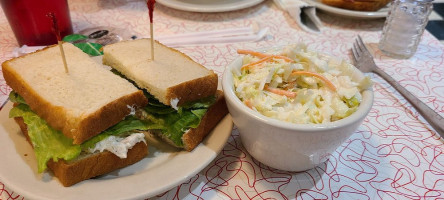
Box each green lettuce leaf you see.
[103,70,216,147]
[141,95,215,147]
[8,92,151,172]
[9,104,81,173]
[9,91,26,104]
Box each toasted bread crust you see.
[166,73,218,106]
[71,92,147,144]
[14,117,148,187]
[154,40,218,106]
[2,48,148,144]
[47,142,147,187]
[182,90,228,151]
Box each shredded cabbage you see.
[233,44,372,124]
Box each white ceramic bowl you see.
[222,55,374,172]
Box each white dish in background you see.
[308,0,389,18]
[157,0,265,12]
[0,102,233,200]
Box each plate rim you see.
[0,101,233,200]
[307,0,389,18]
[156,0,265,13]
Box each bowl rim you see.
[222,55,374,132]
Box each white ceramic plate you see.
[308,0,389,18]
[157,0,265,12]
[0,102,233,200]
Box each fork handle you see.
[373,67,444,137]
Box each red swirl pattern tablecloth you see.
[1,0,444,199]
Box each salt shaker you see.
[378,0,433,59]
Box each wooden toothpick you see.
[147,0,156,61]
[150,22,154,60]
[58,41,69,73]
[47,12,69,73]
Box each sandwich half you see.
[2,43,150,186]
[103,39,228,151]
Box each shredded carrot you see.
[273,55,294,62]
[244,99,253,109]
[241,56,273,71]
[237,49,269,57]
[237,49,294,62]
[242,55,297,71]
[264,85,297,98]
[291,71,337,91]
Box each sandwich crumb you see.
[127,104,137,115]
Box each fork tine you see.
[353,42,360,56]
[351,43,359,63]
[357,35,371,55]
[355,38,364,55]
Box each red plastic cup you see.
[0,0,73,46]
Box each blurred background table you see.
[1,0,443,199]
[427,0,444,44]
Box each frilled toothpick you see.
[147,0,156,61]
[47,12,69,74]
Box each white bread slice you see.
[2,43,148,144]
[102,39,218,106]
[14,116,148,187]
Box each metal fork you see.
[351,35,444,137]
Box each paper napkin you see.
[274,0,323,33]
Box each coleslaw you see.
[232,44,372,124]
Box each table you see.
[1,0,443,199]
